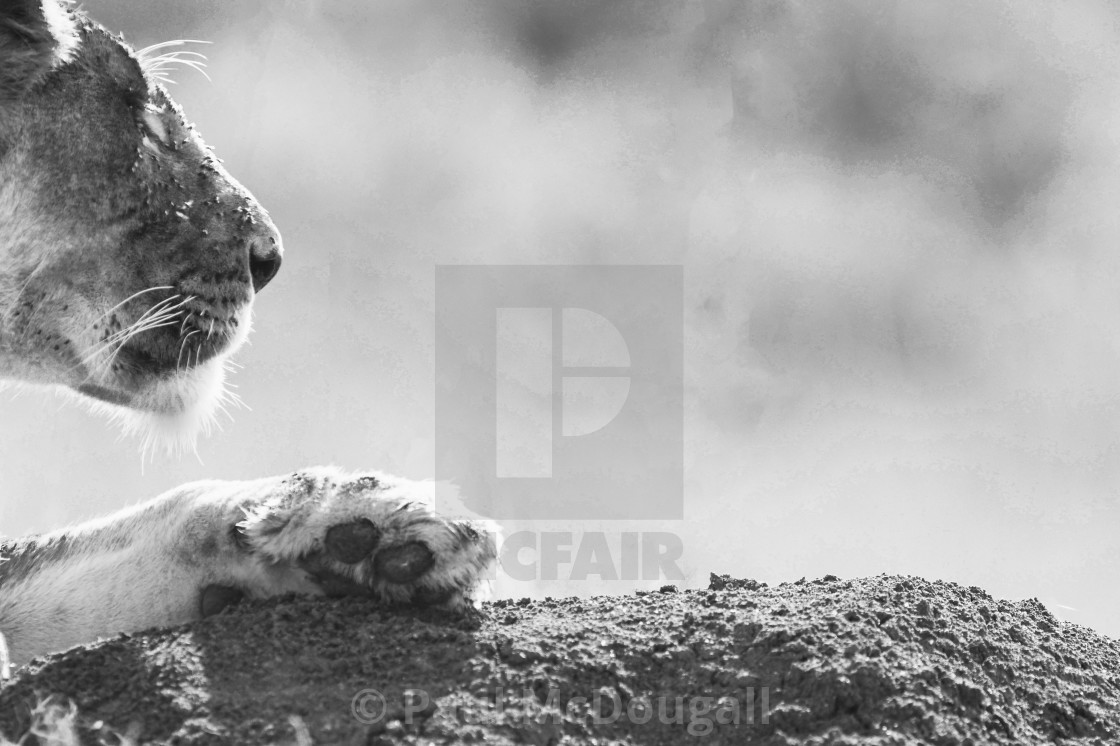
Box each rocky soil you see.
[1,574,1118,745]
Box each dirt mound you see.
[1,574,1118,745]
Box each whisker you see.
[77,295,196,375]
[177,329,200,371]
[100,317,182,368]
[151,56,212,82]
[151,50,208,61]
[137,39,211,57]
[103,293,182,336]
[82,297,183,363]
[137,40,213,85]
[73,285,177,365]
[91,285,174,327]
[88,318,181,368]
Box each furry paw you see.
[232,468,495,612]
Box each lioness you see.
[0,0,494,665]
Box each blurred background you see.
[3,0,1120,636]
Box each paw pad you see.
[325,519,380,564]
[374,542,435,584]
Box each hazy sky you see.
[5,0,1120,638]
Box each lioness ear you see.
[0,0,77,100]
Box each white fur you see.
[0,467,496,665]
[82,305,254,457]
[42,0,79,66]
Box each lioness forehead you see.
[65,17,157,105]
[75,24,149,94]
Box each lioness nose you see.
[248,230,282,292]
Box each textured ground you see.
[1,574,1119,745]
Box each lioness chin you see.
[0,0,494,666]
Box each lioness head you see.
[0,0,282,448]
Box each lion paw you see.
[230,468,495,612]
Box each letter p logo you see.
[436,266,683,519]
[495,307,631,478]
